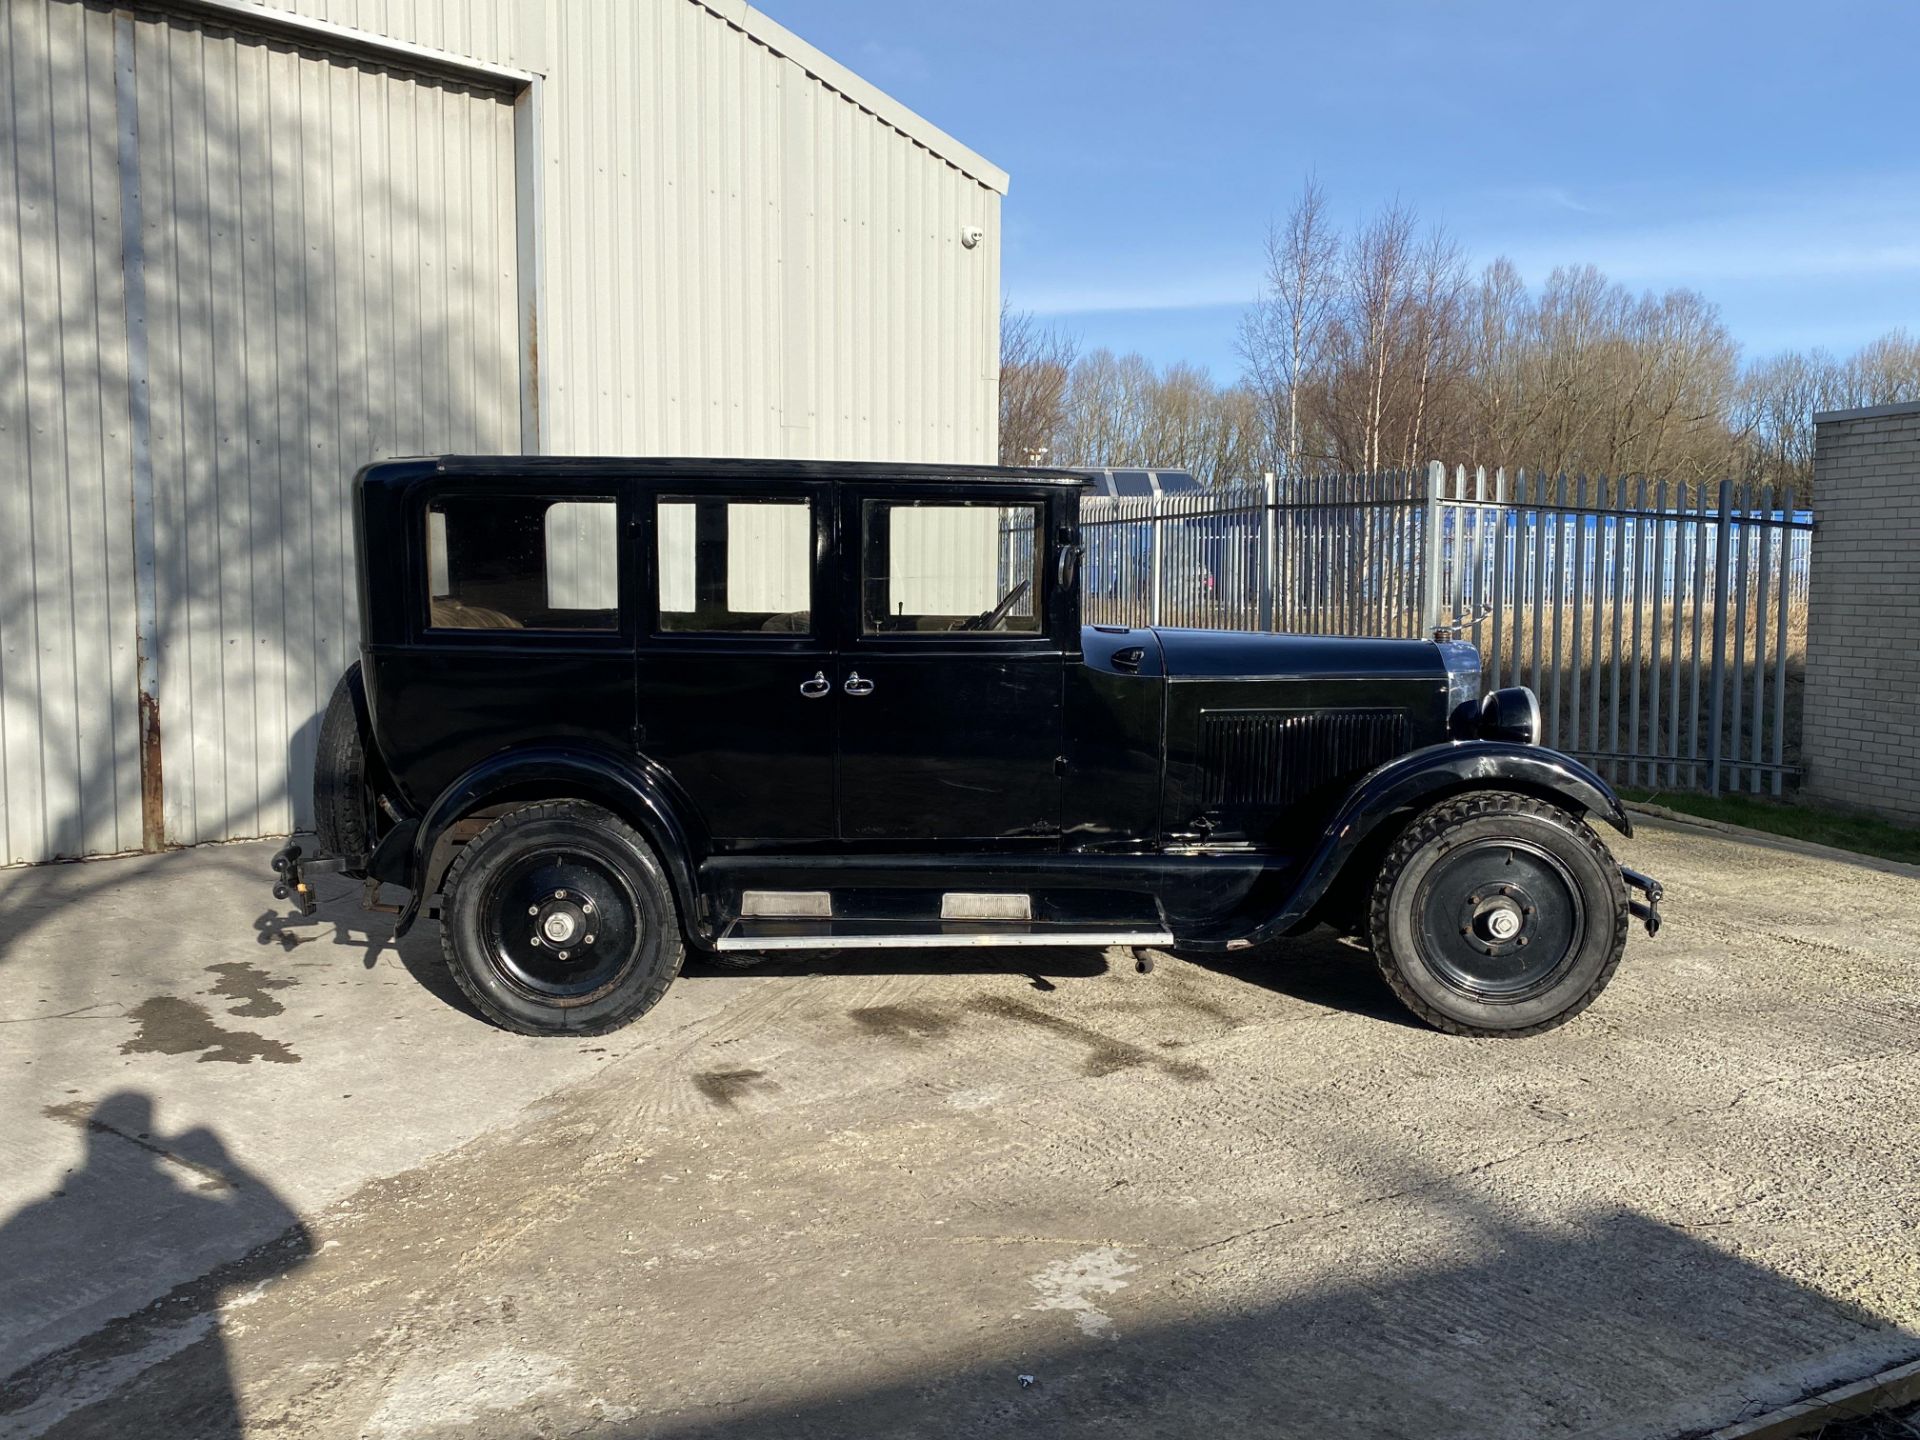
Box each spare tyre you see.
[314,663,372,859]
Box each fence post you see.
[1259,470,1276,632]
[1706,478,1733,796]
[1423,460,1447,637]
[1149,491,1164,628]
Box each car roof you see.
[365,455,1093,489]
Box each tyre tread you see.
[314,665,370,858]
[1366,790,1629,1038]
[438,800,684,1036]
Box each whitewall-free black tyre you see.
[438,801,684,1036]
[1367,790,1629,1037]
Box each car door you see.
[835,485,1064,844]
[635,480,838,845]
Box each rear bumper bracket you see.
[269,841,354,917]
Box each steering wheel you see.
[974,578,1032,632]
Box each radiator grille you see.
[1200,709,1412,810]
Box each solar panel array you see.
[1074,468,1203,499]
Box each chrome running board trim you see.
[712,929,1172,953]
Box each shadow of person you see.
[0,1091,313,1435]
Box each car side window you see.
[425,496,618,631]
[655,496,812,634]
[861,500,1040,634]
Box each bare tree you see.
[1840,328,1920,408]
[998,304,1077,466]
[1045,348,1260,486]
[1342,202,1420,472]
[1399,228,1471,467]
[1238,177,1339,477]
[1463,257,1528,462]
[1735,330,1920,501]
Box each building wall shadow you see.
[5,1110,1915,1437]
[621,1202,1914,1440]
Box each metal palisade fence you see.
[1079,463,1815,796]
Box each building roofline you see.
[371,455,1088,486]
[700,2,1010,195]
[1814,399,1920,424]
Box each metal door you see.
[833,486,1063,844]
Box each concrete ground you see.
[0,819,1916,1439]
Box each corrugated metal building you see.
[0,0,1007,863]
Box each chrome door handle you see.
[799,671,831,699]
[843,671,875,697]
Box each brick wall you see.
[1804,401,1920,823]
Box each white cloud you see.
[1482,173,1920,289]
[1019,172,1920,319]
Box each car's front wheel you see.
[1367,790,1628,1037]
[439,801,684,1035]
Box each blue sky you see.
[770,0,1920,380]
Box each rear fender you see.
[392,746,705,939]
[340,659,403,823]
[1215,742,1630,952]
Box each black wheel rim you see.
[1414,837,1585,1003]
[478,848,640,1002]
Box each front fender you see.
[1215,741,1630,951]
[391,745,704,939]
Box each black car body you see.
[274,456,1660,1037]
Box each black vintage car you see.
[273,456,1661,1039]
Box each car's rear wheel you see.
[1367,790,1628,1037]
[439,801,684,1035]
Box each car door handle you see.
[843,672,875,697]
[799,671,831,699]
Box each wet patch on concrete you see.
[968,995,1209,1082]
[693,1068,771,1108]
[849,1004,958,1043]
[205,962,296,1018]
[120,997,298,1065]
[1160,986,1244,1026]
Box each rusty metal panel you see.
[130,12,521,845]
[0,1,144,864]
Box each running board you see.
[713,918,1173,952]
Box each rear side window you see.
[656,496,812,634]
[425,496,618,631]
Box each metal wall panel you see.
[240,0,1006,464]
[0,1,143,864]
[3,0,1004,862]
[533,0,1002,463]
[130,13,521,844]
[233,0,544,73]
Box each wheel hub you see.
[1481,903,1521,942]
[528,889,598,957]
[484,860,633,999]
[1417,841,1585,1003]
[1458,882,1537,957]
